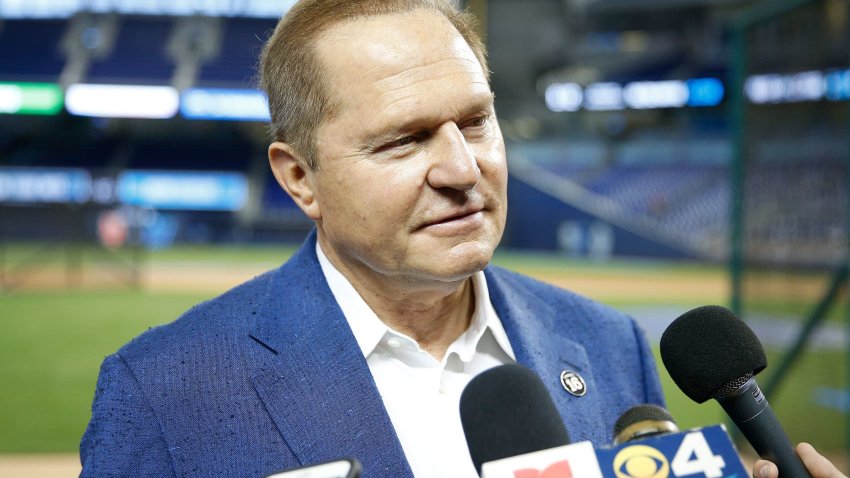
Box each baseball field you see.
[0,242,846,475]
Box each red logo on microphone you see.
[513,460,573,478]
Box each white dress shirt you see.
[316,243,516,478]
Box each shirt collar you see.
[316,241,515,361]
[455,264,515,362]
[316,242,387,357]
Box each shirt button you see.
[387,338,402,349]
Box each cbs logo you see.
[612,445,669,478]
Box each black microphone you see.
[660,305,811,478]
[460,363,570,476]
[612,404,679,445]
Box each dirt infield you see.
[2,260,731,304]
[7,257,836,310]
[533,270,727,303]
[143,264,730,303]
[0,454,80,477]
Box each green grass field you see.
[0,290,209,452]
[0,244,845,456]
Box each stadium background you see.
[0,0,847,475]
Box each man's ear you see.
[268,142,321,220]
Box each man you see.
[79,1,844,477]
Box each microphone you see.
[461,367,750,478]
[612,404,679,445]
[660,305,811,478]
[460,363,570,476]
[264,458,360,478]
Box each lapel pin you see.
[560,370,587,397]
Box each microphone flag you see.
[481,425,748,478]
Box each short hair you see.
[259,0,488,170]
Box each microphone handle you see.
[717,378,811,478]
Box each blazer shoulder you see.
[486,265,633,328]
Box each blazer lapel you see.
[485,267,606,445]
[247,233,413,477]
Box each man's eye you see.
[463,116,488,128]
[388,136,416,148]
[383,131,432,151]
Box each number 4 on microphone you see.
[670,432,726,478]
[601,425,747,478]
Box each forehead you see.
[313,9,491,124]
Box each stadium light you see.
[623,80,689,109]
[584,82,625,111]
[544,82,583,112]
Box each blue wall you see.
[503,176,695,260]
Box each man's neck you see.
[362,278,475,360]
[318,239,476,361]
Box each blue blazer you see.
[80,232,665,477]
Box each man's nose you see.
[426,122,481,191]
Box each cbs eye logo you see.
[612,445,669,478]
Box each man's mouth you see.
[418,207,485,234]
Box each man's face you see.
[304,9,507,285]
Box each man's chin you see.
[424,243,495,281]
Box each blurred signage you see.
[117,170,248,211]
[2,70,843,122]
[0,82,63,115]
[180,88,270,122]
[0,167,91,204]
[686,78,724,107]
[0,167,248,212]
[0,0,296,19]
[545,77,725,112]
[745,70,825,104]
[825,69,850,101]
[545,68,850,111]
[742,68,850,104]
[66,84,179,119]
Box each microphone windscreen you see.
[612,404,679,445]
[660,305,767,403]
[613,404,676,438]
[460,363,570,475]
